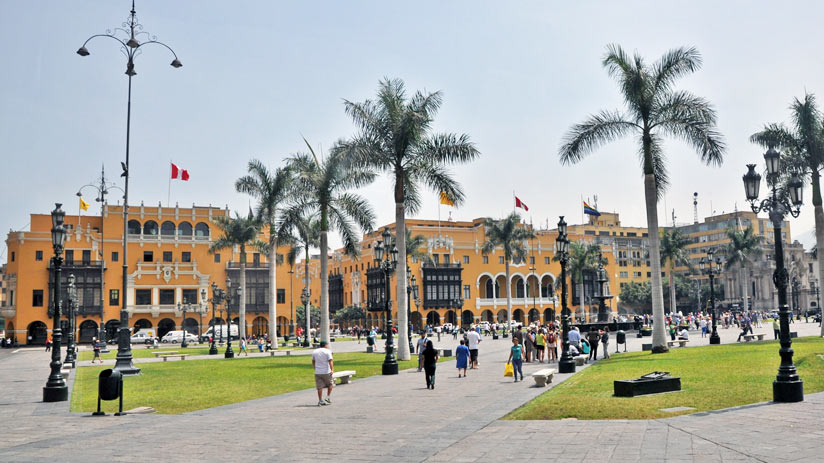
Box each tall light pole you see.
[556,217,575,374]
[225,278,235,359]
[301,288,311,347]
[374,228,399,375]
[64,274,77,368]
[77,165,122,353]
[699,249,722,345]
[405,266,419,354]
[742,147,805,402]
[77,0,182,376]
[179,298,189,348]
[44,204,68,402]
[206,283,225,355]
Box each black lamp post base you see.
[773,379,804,403]
[382,361,398,375]
[558,358,576,374]
[43,385,68,402]
[209,344,218,355]
[709,334,721,345]
[225,347,235,358]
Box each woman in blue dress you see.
[455,339,470,377]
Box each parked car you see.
[130,332,154,345]
[161,331,198,344]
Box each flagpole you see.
[580,195,584,224]
[167,161,172,207]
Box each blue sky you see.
[2,1,824,256]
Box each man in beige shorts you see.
[312,340,334,406]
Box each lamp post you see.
[288,268,295,338]
[556,216,575,374]
[179,298,189,348]
[301,288,311,347]
[791,277,800,321]
[64,274,78,368]
[44,203,68,402]
[78,1,182,376]
[224,278,237,358]
[742,148,805,403]
[699,249,723,345]
[405,267,419,354]
[374,228,399,375]
[77,165,122,354]
[206,283,225,355]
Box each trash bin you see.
[94,369,124,416]
[616,330,626,345]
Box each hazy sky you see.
[3,0,824,258]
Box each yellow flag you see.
[439,192,454,207]
[79,197,90,211]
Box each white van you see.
[201,324,239,342]
[161,330,198,344]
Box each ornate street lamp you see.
[77,165,122,354]
[78,1,182,376]
[405,267,419,353]
[179,298,189,348]
[206,283,223,355]
[64,274,78,368]
[225,277,235,358]
[742,148,805,402]
[44,203,68,402]
[699,249,723,345]
[375,228,399,375]
[556,216,575,374]
[301,288,311,347]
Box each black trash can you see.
[616,330,626,345]
[94,368,124,416]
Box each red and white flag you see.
[515,195,528,211]
[171,162,189,181]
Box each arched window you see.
[161,221,176,236]
[178,222,193,236]
[144,220,159,236]
[195,222,210,237]
[485,279,494,298]
[127,220,141,235]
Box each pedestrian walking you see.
[773,318,780,340]
[45,336,52,352]
[92,337,102,364]
[416,333,428,372]
[312,341,334,406]
[587,328,600,361]
[601,327,610,359]
[239,337,249,356]
[507,337,524,382]
[455,339,470,377]
[422,340,439,389]
[535,329,546,363]
[548,328,558,362]
[466,328,481,369]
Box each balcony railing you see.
[226,262,270,269]
[422,262,462,269]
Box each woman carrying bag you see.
[422,340,439,389]
[507,337,524,382]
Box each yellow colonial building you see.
[3,203,296,345]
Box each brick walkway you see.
[1,322,822,462]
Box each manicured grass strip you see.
[506,336,824,421]
[71,352,428,414]
[76,344,310,361]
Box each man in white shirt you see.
[466,329,481,369]
[312,341,334,407]
[567,327,581,350]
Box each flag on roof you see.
[583,201,600,216]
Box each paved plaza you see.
[1,322,823,462]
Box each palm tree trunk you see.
[578,280,585,323]
[505,261,512,329]
[741,263,749,313]
[669,263,676,314]
[240,247,247,341]
[645,173,668,353]
[304,242,311,341]
[395,202,410,361]
[320,230,330,343]
[269,235,278,349]
[811,171,824,337]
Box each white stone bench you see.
[667,339,689,348]
[269,350,292,356]
[574,355,587,366]
[531,368,556,387]
[160,353,188,362]
[154,351,178,358]
[332,370,356,384]
[742,334,765,342]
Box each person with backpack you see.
[547,329,558,362]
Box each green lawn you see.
[77,344,310,361]
[507,336,824,420]
[71,352,425,414]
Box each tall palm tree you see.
[338,78,480,361]
[281,211,321,343]
[481,213,534,330]
[287,142,375,343]
[751,93,824,336]
[559,45,725,352]
[724,226,763,313]
[564,241,601,321]
[208,213,262,339]
[660,228,692,313]
[235,160,294,348]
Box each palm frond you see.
[559,110,638,165]
[652,46,702,94]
